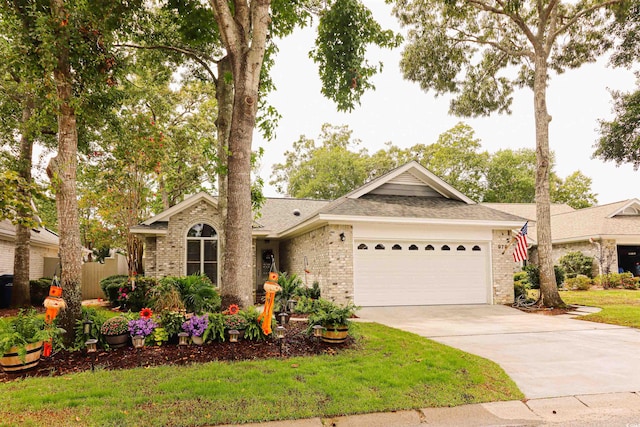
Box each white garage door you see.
[354,241,490,306]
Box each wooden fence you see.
[44,254,128,300]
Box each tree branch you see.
[114,43,219,84]
[551,0,623,40]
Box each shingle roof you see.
[481,203,575,221]
[0,220,59,247]
[255,198,330,232]
[550,200,640,241]
[317,194,525,222]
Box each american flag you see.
[513,222,528,262]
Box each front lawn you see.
[562,289,640,328]
[0,322,521,426]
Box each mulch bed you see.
[512,304,578,315]
[0,319,353,383]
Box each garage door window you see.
[358,243,368,250]
[457,245,466,251]
[472,245,481,251]
[375,244,385,250]
[392,244,402,250]
[409,244,418,251]
[425,245,434,251]
[441,245,450,251]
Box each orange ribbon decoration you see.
[257,271,282,335]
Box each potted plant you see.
[0,309,62,372]
[181,314,209,345]
[128,311,158,347]
[307,299,359,344]
[100,316,130,348]
[223,314,248,340]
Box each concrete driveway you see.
[357,305,640,399]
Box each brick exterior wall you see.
[550,240,616,277]
[144,200,222,280]
[492,229,517,304]
[280,224,354,305]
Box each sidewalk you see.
[218,392,640,426]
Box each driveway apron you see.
[357,305,640,399]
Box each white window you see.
[186,223,218,285]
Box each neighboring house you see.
[484,200,640,276]
[132,162,528,306]
[0,220,59,279]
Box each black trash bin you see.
[0,274,13,309]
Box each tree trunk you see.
[47,0,83,345]
[533,54,565,308]
[12,99,35,307]
[216,56,233,291]
[210,0,271,307]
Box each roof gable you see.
[142,192,217,225]
[607,199,640,218]
[345,161,475,204]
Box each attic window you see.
[619,206,640,216]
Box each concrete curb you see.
[216,392,640,426]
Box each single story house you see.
[0,220,59,279]
[484,199,640,276]
[132,162,529,306]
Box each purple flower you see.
[182,314,209,337]
[128,318,158,338]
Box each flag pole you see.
[502,221,529,255]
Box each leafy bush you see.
[513,271,530,299]
[160,311,187,339]
[306,299,359,334]
[72,306,112,350]
[294,296,319,314]
[558,251,594,279]
[100,316,130,336]
[276,272,303,312]
[29,278,52,306]
[296,281,321,299]
[117,277,159,312]
[203,313,225,342]
[523,264,565,288]
[239,306,268,341]
[149,280,185,313]
[100,275,128,305]
[565,275,592,291]
[175,274,221,314]
[594,272,639,289]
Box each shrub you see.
[117,276,158,312]
[523,264,565,288]
[594,272,639,289]
[203,312,225,342]
[175,274,221,314]
[558,251,594,278]
[72,306,112,350]
[296,281,321,299]
[100,275,128,305]
[276,272,303,312]
[159,311,187,339]
[565,275,592,291]
[149,280,185,313]
[294,296,319,314]
[239,306,268,341]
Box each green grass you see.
[0,322,521,426]
[562,289,640,328]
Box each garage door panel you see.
[354,241,489,306]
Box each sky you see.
[253,1,639,205]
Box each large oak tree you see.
[391,0,630,307]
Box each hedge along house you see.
[132,162,527,306]
[485,199,640,277]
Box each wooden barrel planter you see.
[0,341,43,373]
[321,325,349,344]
